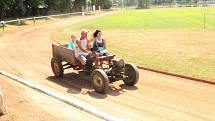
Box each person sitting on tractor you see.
[75,29,91,66]
[68,35,77,50]
[92,30,109,56]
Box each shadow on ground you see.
[46,72,138,99]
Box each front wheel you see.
[51,57,63,78]
[123,63,139,86]
[91,69,109,93]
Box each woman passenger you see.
[92,30,108,56]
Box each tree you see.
[45,0,73,13]
[73,0,86,11]
[125,0,138,6]
[24,0,46,9]
[24,0,47,16]
[0,0,25,19]
[138,0,150,8]
[9,0,26,17]
[0,0,47,19]
[96,0,112,9]
[0,0,11,19]
[61,0,73,12]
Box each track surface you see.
[0,76,102,121]
[0,12,215,121]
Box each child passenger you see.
[68,35,77,50]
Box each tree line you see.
[0,0,114,20]
[0,0,156,20]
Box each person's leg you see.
[85,54,94,71]
[86,54,95,64]
[78,54,93,75]
[77,54,87,65]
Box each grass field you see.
[74,7,215,29]
[52,7,215,80]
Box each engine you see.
[106,59,125,82]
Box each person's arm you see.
[77,40,88,53]
[92,41,98,52]
[103,39,107,49]
[86,38,91,51]
[68,41,72,49]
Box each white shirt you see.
[96,38,103,43]
[74,38,88,58]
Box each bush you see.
[96,0,112,9]
[138,0,150,9]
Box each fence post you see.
[44,16,48,23]
[93,5,96,11]
[82,12,85,16]
[98,6,101,12]
[17,19,21,26]
[33,17,36,25]
[82,6,85,16]
[1,21,5,32]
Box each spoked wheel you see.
[91,69,109,93]
[123,63,139,86]
[51,57,63,78]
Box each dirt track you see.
[0,12,215,121]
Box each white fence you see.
[0,6,106,32]
[0,12,83,32]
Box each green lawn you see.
[53,7,215,80]
[73,7,215,29]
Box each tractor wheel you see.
[51,57,63,78]
[123,63,139,86]
[91,69,109,93]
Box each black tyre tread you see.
[51,57,63,78]
[91,69,109,93]
[123,63,139,86]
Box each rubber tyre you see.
[91,69,109,93]
[123,63,139,86]
[51,57,63,78]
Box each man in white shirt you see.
[75,29,91,66]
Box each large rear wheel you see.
[123,63,139,86]
[51,57,63,78]
[91,69,109,93]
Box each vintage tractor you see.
[51,43,139,93]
